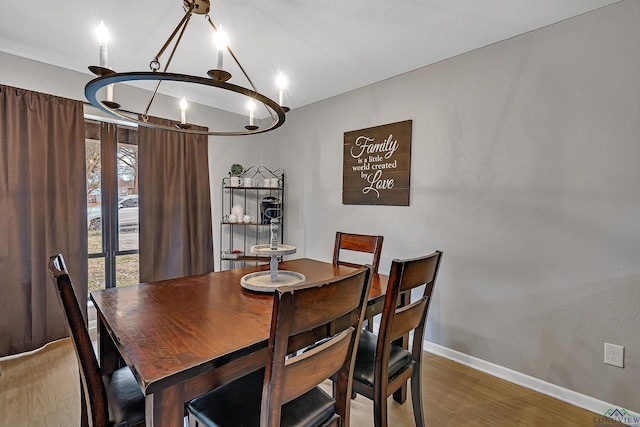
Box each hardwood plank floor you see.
[0,338,621,426]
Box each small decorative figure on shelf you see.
[230,163,244,176]
[229,164,243,187]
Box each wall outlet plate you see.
[604,343,624,368]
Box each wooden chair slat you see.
[333,232,384,274]
[389,298,428,342]
[282,328,354,404]
[287,273,367,336]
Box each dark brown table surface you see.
[90,258,388,427]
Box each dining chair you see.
[333,231,384,274]
[187,265,372,427]
[350,251,443,427]
[333,232,383,333]
[48,254,146,427]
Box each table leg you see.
[145,382,185,427]
[97,315,121,374]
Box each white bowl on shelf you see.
[222,250,244,260]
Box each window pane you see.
[117,136,138,252]
[86,122,103,255]
[116,254,139,287]
[88,258,105,293]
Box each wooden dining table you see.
[90,258,389,427]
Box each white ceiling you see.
[0,0,620,117]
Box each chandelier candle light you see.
[246,99,257,131]
[96,21,118,108]
[179,97,190,128]
[213,27,228,73]
[85,0,289,136]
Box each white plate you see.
[250,244,297,256]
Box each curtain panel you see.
[0,85,87,356]
[138,117,213,282]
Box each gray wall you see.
[262,0,640,411]
[2,0,638,413]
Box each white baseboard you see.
[424,340,640,425]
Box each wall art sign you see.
[342,120,412,206]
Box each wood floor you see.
[0,338,620,427]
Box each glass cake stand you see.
[240,244,306,292]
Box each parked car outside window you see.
[88,195,138,231]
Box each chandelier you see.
[84,0,289,136]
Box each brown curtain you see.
[0,85,87,357]
[138,117,213,282]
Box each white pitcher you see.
[231,204,244,218]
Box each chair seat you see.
[102,366,146,427]
[353,329,414,387]
[188,368,336,427]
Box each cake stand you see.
[240,244,306,292]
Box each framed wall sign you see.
[342,120,412,206]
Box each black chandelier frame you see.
[84,0,288,136]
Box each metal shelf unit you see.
[219,166,285,271]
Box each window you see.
[85,120,139,292]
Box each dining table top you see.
[90,257,389,398]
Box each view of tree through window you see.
[86,120,139,293]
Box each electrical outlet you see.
[604,343,624,368]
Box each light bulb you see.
[276,74,287,90]
[96,21,110,45]
[213,26,228,69]
[213,26,228,50]
[179,97,188,124]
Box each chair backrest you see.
[260,266,372,427]
[48,254,111,426]
[378,251,443,367]
[333,232,384,273]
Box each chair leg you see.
[373,383,389,427]
[79,379,88,427]
[410,367,425,427]
[364,316,374,332]
[373,398,388,427]
[392,383,407,403]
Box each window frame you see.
[86,118,139,290]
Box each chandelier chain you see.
[144,11,193,117]
[153,2,195,66]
